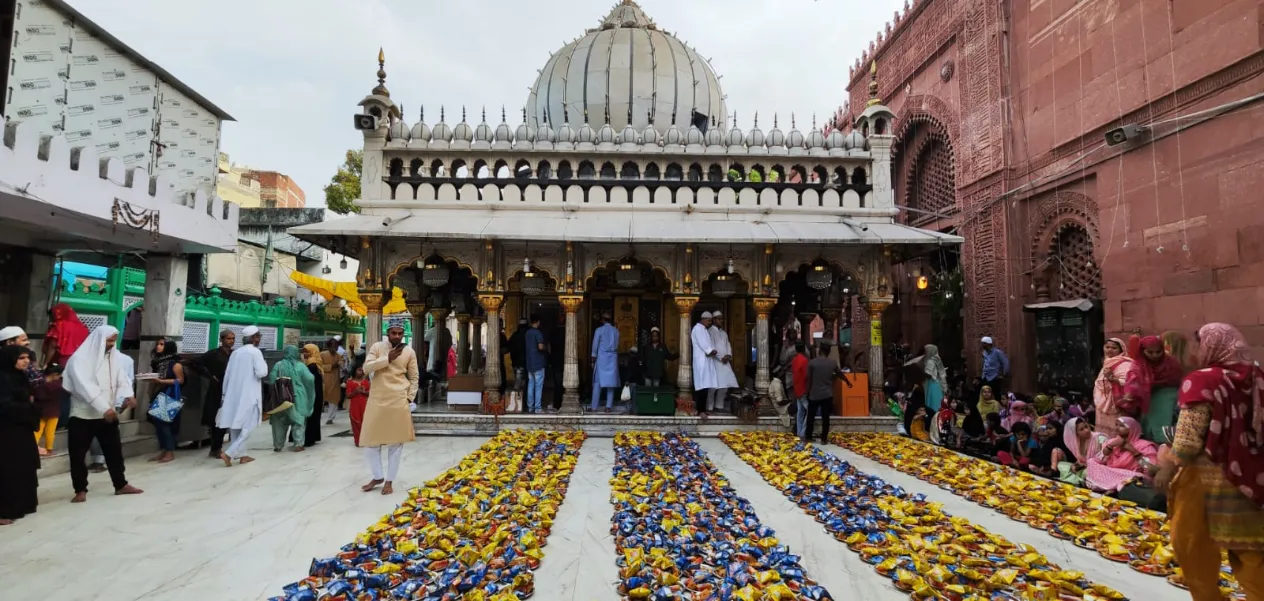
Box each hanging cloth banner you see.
[288,272,408,315]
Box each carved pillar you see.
[427,307,450,373]
[821,308,840,345]
[455,313,471,374]
[405,301,428,370]
[476,294,504,405]
[867,298,893,415]
[674,296,699,415]
[558,294,584,414]
[359,289,386,348]
[471,317,484,372]
[753,297,777,409]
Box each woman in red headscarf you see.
[1137,335,1184,443]
[1155,323,1264,600]
[41,303,89,369]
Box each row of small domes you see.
[387,108,869,151]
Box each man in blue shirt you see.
[524,314,548,413]
[980,336,1010,399]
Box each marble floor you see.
[3,427,1181,601]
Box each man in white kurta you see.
[216,326,267,466]
[690,312,718,415]
[709,311,740,412]
[360,325,419,495]
[63,325,143,502]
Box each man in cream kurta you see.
[709,311,740,412]
[360,325,419,495]
[691,312,718,415]
[217,326,267,466]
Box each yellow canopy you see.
[289,272,408,315]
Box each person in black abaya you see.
[304,345,324,448]
[0,345,40,525]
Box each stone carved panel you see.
[956,0,1004,183]
[848,0,963,113]
[960,181,1008,354]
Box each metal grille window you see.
[181,321,211,354]
[910,137,954,217]
[1052,225,1102,300]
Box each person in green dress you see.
[267,345,315,452]
[1138,335,1184,443]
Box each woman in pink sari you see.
[1094,338,1146,434]
[1085,416,1159,492]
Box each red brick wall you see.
[844,0,1264,386]
[245,170,307,208]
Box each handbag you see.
[620,385,632,402]
[265,378,296,417]
[147,380,183,423]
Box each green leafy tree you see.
[323,149,363,214]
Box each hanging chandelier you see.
[711,273,736,298]
[805,261,833,291]
[615,258,642,288]
[419,256,450,287]
[520,270,547,295]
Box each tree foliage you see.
[323,149,362,214]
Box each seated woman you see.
[955,400,985,450]
[930,401,958,447]
[1003,399,1036,431]
[908,406,932,442]
[1027,423,1069,478]
[1052,416,1100,486]
[1039,396,1070,428]
[1085,416,1160,493]
[997,422,1037,468]
[964,412,1009,458]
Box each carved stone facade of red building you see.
[839,0,1264,389]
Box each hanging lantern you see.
[420,256,450,287]
[805,261,833,290]
[615,259,642,288]
[520,271,547,295]
[711,273,736,298]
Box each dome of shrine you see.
[525,1,727,137]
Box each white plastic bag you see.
[620,385,632,402]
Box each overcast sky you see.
[73,0,904,206]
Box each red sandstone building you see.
[245,170,307,208]
[837,0,1264,391]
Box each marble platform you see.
[5,420,1177,601]
[412,412,899,436]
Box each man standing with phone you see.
[360,325,419,495]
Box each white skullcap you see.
[711,310,723,317]
[242,325,260,337]
[334,335,342,341]
[650,327,660,333]
[0,326,25,342]
[981,336,993,344]
[700,311,713,319]
[630,346,639,353]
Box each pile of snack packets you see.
[611,432,832,601]
[270,430,585,601]
[721,432,1134,601]
[833,433,1245,597]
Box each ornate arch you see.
[893,94,963,186]
[1028,191,1100,265]
[386,254,480,290]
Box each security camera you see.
[353,114,378,131]
[381,216,393,227]
[1104,124,1148,147]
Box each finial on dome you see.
[501,106,507,123]
[754,111,759,128]
[812,113,817,129]
[372,47,390,97]
[462,106,467,122]
[440,106,445,122]
[481,106,486,122]
[521,106,527,123]
[868,60,882,106]
[773,114,778,128]
[791,113,796,129]
[419,106,424,122]
[647,109,653,124]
